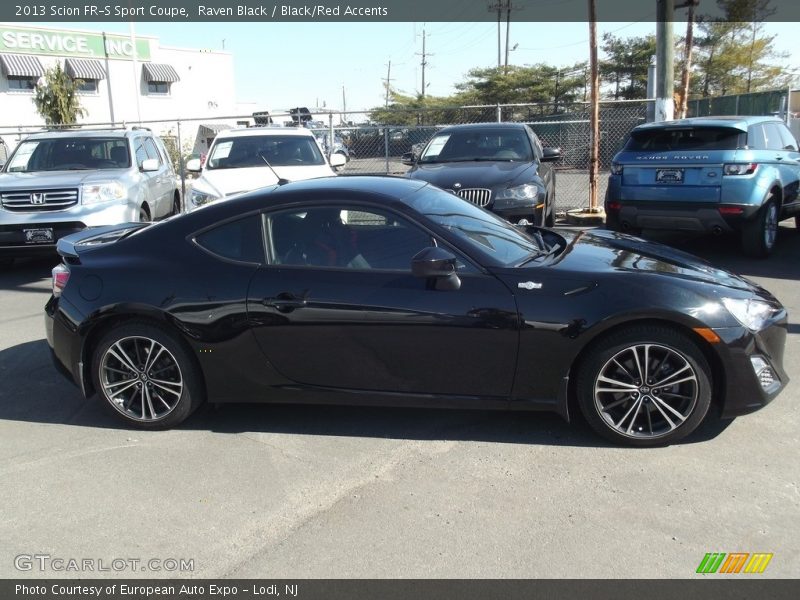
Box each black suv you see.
[403,123,561,226]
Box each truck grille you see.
[457,188,492,207]
[1,189,79,212]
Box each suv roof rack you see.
[19,125,154,136]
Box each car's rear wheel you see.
[139,205,151,223]
[742,197,778,258]
[92,322,204,428]
[576,326,712,446]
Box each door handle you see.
[263,293,307,312]
[776,155,784,161]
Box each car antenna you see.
[258,152,290,185]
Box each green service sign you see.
[0,28,151,61]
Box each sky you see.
[31,19,800,114]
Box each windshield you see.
[625,126,746,151]
[419,128,533,164]
[206,135,325,169]
[411,186,544,266]
[5,138,130,172]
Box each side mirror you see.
[400,152,416,166]
[185,158,202,172]
[411,246,461,291]
[541,147,562,162]
[141,158,160,172]
[329,153,346,169]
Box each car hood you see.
[196,165,335,197]
[550,228,760,293]
[0,169,128,188]
[407,161,535,189]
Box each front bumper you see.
[1,201,138,256]
[714,318,789,418]
[606,201,760,233]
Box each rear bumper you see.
[714,318,789,418]
[606,202,760,233]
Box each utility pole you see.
[675,0,699,118]
[417,28,431,98]
[655,0,675,122]
[588,0,600,212]
[504,1,512,73]
[384,60,394,107]
[488,1,503,68]
[554,69,561,113]
[342,85,347,117]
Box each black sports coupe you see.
[403,122,560,227]
[45,176,788,446]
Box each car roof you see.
[435,122,531,134]
[633,115,783,133]
[21,128,145,141]
[215,126,315,139]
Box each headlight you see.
[610,162,623,175]
[82,181,126,204]
[190,188,219,207]
[495,183,541,206]
[722,297,781,331]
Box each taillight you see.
[607,200,622,211]
[723,163,758,175]
[719,206,745,215]
[52,264,70,297]
[610,163,624,175]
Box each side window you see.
[134,140,148,168]
[777,124,798,151]
[268,206,435,270]
[143,138,162,164]
[194,215,265,264]
[747,125,767,150]
[763,123,787,151]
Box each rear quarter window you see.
[625,127,746,151]
[194,214,265,264]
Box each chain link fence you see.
[0,100,649,212]
[687,89,790,119]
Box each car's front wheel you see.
[576,325,712,446]
[92,322,204,428]
[742,197,779,258]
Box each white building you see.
[0,24,241,153]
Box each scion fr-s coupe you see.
[45,177,788,446]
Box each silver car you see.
[0,128,180,267]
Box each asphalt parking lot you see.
[1,223,798,579]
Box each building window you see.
[76,79,99,93]
[147,81,170,95]
[7,76,37,91]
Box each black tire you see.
[91,322,204,429]
[139,205,151,223]
[171,194,181,216]
[545,195,555,228]
[576,325,712,447]
[742,197,779,258]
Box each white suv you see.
[0,128,180,267]
[186,127,346,209]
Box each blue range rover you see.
[606,116,800,257]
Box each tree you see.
[455,64,586,108]
[33,64,86,126]
[599,33,656,100]
[691,0,795,97]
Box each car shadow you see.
[638,224,800,281]
[0,256,59,291]
[0,338,732,448]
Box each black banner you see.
[4,580,800,600]
[2,0,800,22]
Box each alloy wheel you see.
[593,343,698,439]
[99,336,184,422]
